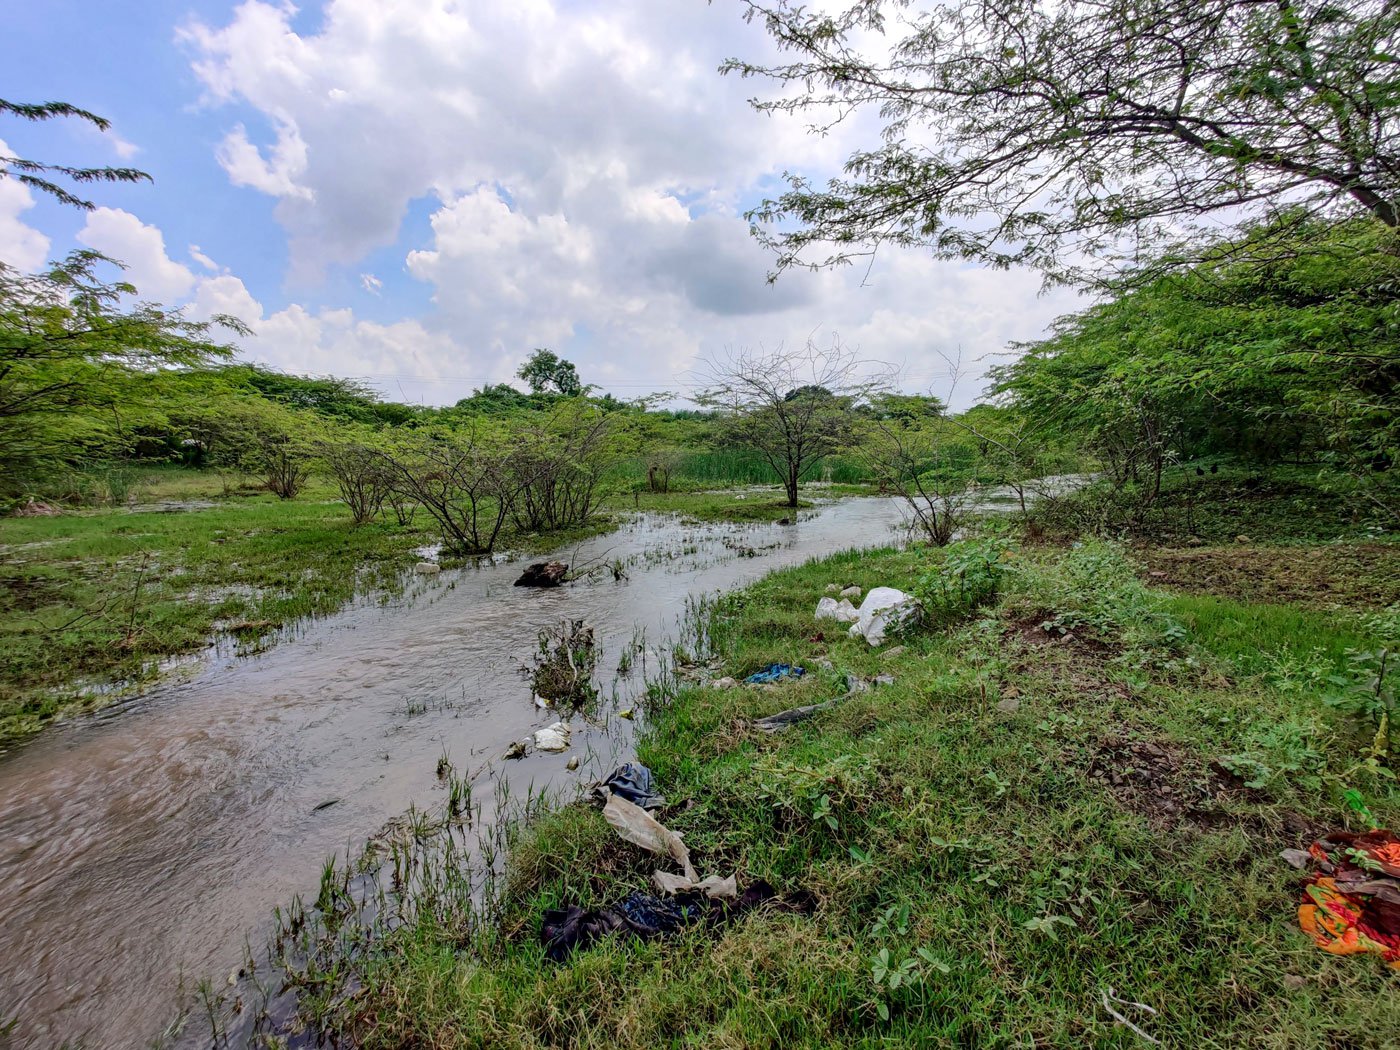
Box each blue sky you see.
[1,0,1076,407]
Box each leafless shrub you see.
[645,449,684,493]
[510,405,611,533]
[376,432,528,555]
[321,442,390,524]
[865,422,972,547]
[258,433,311,500]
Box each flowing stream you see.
[0,496,924,1049]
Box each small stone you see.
[710,676,739,690]
[566,755,580,771]
[1283,975,1306,991]
[840,585,862,599]
[504,740,527,760]
[872,674,895,687]
[880,646,907,660]
[1235,535,1251,544]
[414,561,441,574]
[996,697,1021,714]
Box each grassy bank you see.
[306,528,1400,1048]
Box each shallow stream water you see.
[0,496,918,1049]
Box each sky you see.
[0,0,1080,409]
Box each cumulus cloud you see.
[0,139,51,271]
[77,207,197,301]
[177,0,1076,407]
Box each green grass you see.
[286,536,1399,1048]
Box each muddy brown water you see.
[0,497,916,1049]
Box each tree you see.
[517,348,583,397]
[695,338,890,506]
[725,0,1400,283]
[0,251,242,492]
[2,99,150,210]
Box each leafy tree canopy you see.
[726,0,1400,284]
[517,348,583,397]
[1,99,151,210]
[0,251,243,488]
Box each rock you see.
[996,697,1021,714]
[414,561,441,574]
[514,561,568,587]
[504,740,527,760]
[840,585,862,599]
[710,676,739,690]
[872,674,895,687]
[566,755,580,771]
[880,646,907,661]
[1186,535,1206,546]
[1283,975,1306,991]
[1235,535,1251,544]
[533,721,571,751]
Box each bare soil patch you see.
[1140,542,1400,611]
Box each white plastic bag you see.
[533,721,571,751]
[847,586,918,645]
[815,597,860,623]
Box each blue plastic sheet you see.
[744,663,805,685]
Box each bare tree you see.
[695,338,891,507]
[864,416,971,546]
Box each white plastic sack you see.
[847,586,918,646]
[533,721,571,751]
[652,870,738,900]
[603,793,698,881]
[815,597,860,623]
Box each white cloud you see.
[177,0,1075,407]
[189,244,221,272]
[216,121,313,200]
[359,272,381,295]
[77,207,197,301]
[108,133,141,160]
[0,139,51,271]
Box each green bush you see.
[910,538,1010,628]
